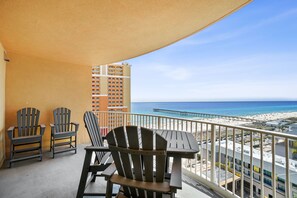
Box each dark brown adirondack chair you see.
[7,107,46,167]
[50,107,79,158]
[103,126,182,198]
[76,111,113,198]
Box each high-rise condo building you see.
[91,63,131,113]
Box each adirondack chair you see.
[50,107,79,158]
[7,107,46,167]
[76,111,113,198]
[103,126,182,198]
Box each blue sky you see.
[127,1,297,102]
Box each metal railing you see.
[95,111,297,198]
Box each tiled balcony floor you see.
[0,145,222,198]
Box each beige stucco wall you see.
[5,53,92,156]
[0,42,6,166]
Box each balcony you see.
[94,111,297,198]
[1,1,289,197]
[1,111,297,198]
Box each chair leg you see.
[170,192,175,198]
[90,159,99,182]
[50,135,52,152]
[106,180,113,198]
[52,137,55,158]
[76,150,93,198]
[90,172,97,182]
[39,139,43,161]
[70,136,72,148]
[9,143,13,168]
[75,134,77,154]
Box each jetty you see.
[153,108,261,123]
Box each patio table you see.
[155,130,199,159]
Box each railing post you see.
[286,138,291,198]
[157,117,161,130]
[211,124,216,183]
[124,113,127,127]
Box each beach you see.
[245,111,297,121]
[200,111,297,126]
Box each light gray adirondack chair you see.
[7,107,45,167]
[50,107,79,158]
[103,126,182,198]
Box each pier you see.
[153,108,261,123]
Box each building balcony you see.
[1,111,297,198]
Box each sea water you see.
[132,101,297,118]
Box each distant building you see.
[289,123,297,135]
[202,140,297,198]
[266,120,281,127]
[91,63,131,113]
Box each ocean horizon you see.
[131,101,297,117]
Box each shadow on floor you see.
[0,145,223,198]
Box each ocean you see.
[131,101,297,118]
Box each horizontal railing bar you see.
[94,111,297,139]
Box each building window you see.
[253,165,260,173]
[253,173,260,181]
[244,162,250,168]
[264,178,272,186]
[278,177,285,183]
[278,184,285,193]
[264,170,272,178]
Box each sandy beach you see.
[200,111,297,126]
[245,112,297,121]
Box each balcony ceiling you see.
[0,0,251,65]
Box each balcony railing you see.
[94,111,297,198]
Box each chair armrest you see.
[7,126,15,140]
[85,146,110,152]
[102,163,117,179]
[50,123,55,134]
[71,122,79,132]
[169,157,182,190]
[39,124,46,136]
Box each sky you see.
[127,1,297,102]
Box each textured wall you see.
[5,53,92,156]
[0,43,6,166]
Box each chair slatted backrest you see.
[83,111,105,161]
[17,107,40,137]
[53,107,71,132]
[106,126,167,198]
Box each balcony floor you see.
[0,145,222,198]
